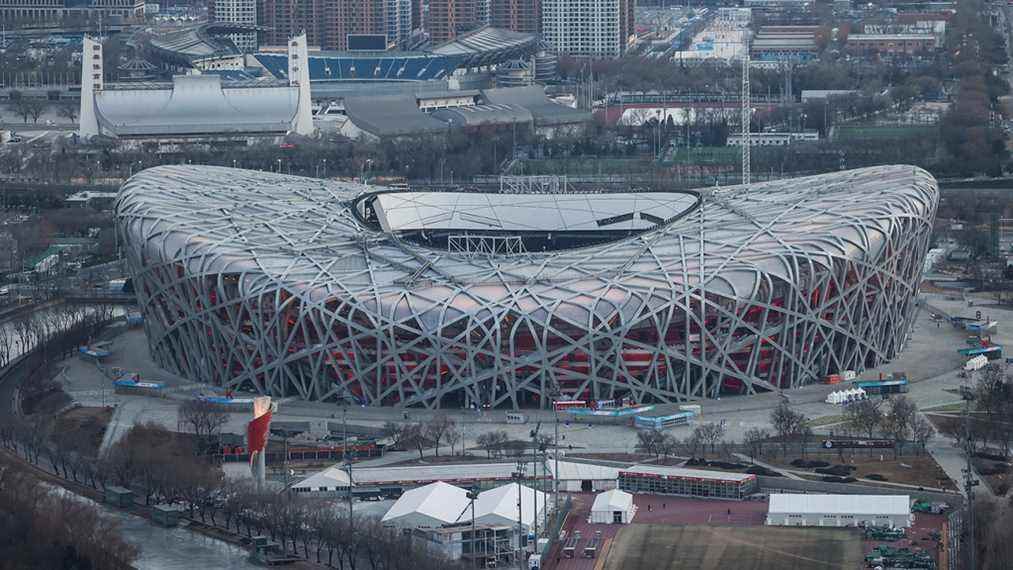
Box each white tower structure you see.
[287,33,315,137]
[741,53,751,186]
[79,36,103,140]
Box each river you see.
[22,304,259,569]
[50,485,260,569]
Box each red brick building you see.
[426,0,482,44]
[490,0,540,34]
[259,0,387,50]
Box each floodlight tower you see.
[741,53,751,185]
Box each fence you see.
[541,495,573,557]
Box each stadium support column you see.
[79,36,102,139]
[288,32,315,136]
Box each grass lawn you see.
[604,525,862,570]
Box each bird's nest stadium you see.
[117,166,938,409]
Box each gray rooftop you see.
[482,86,591,127]
[343,94,449,137]
[431,103,533,128]
[94,75,302,137]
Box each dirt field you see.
[603,525,863,570]
[768,453,957,490]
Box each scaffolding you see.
[448,234,527,257]
[499,175,572,194]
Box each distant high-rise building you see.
[0,0,144,23]
[425,0,481,44]
[541,0,634,57]
[210,0,258,52]
[490,0,539,34]
[387,0,413,48]
[258,0,395,51]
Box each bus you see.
[855,379,909,395]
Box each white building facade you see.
[541,0,631,57]
[386,0,413,49]
[213,0,258,52]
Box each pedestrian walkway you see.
[731,453,804,480]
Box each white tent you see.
[470,483,547,531]
[381,482,469,529]
[590,489,635,524]
[548,460,621,492]
[290,465,353,495]
[767,493,912,528]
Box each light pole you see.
[276,158,282,173]
[512,462,526,565]
[343,406,353,521]
[467,489,479,569]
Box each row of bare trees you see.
[383,414,464,459]
[955,363,1013,455]
[842,396,935,458]
[0,303,116,370]
[0,455,137,568]
[215,484,471,570]
[635,421,731,461]
[2,414,467,569]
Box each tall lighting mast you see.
[741,53,751,185]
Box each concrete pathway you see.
[731,453,804,481]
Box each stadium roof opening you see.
[367,191,700,233]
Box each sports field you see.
[603,525,863,570]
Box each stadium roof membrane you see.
[371,191,699,232]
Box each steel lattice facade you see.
[117,165,937,408]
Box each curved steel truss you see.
[117,165,938,408]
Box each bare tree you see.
[694,422,725,457]
[402,422,428,460]
[445,426,462,456]
[24,99,47,125]
[56,100,78,123]
[381,421,406,450]
[658,434,678,461]
[911,414,935,455]
[845,399,883,439]
[635,430,664,460]
[177,399,229,456]
[770,401,804,457]
[743,427,769,463]
[476,430,509,458]
[425,414,454,456]
[884,395,917,458]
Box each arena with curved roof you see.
[117,166,938,409]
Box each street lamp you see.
[467,489,480,569]
[276,158,282,173]
[512,462,527,565]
